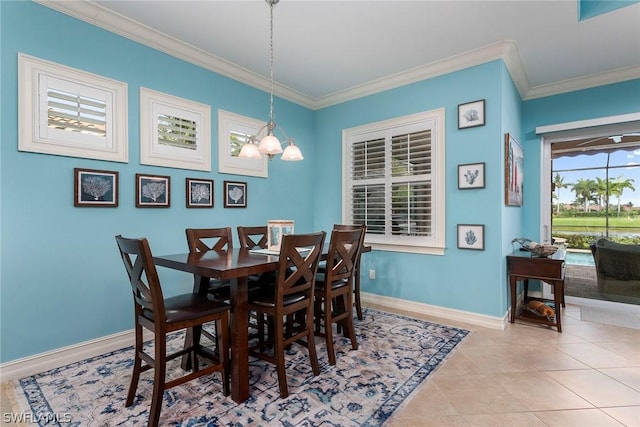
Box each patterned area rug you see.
[8,308,468,426]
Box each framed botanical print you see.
[458,99,485,129]
[136,173,170,208]
[458,162,485,189]
[186,178,214,208]
[457,224,484,250]
[223,180,247,208]
[74,168,119,207]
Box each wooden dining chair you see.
[247,231,326,398]
[115,235,230,427]
[185,227,233,300]
[332,224,367,320]
[237,225,268,249]
[314,227,364,365]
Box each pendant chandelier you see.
[239,0,303,161]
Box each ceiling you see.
[41,0,640,110]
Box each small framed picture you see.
[505,132,524,207]
[136,173,170,208]
[457,224,484,250]
[223,180,247,208]
[74,168,119,207]
[186,178,214,208]
[458,162,485,189]
[458,99,485,129]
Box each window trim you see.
[217,109,268,178]
[342,108,446,255]
[18,53,128,163]
[140,87,211,171]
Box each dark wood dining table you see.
[154,243,372,403]
[154,247,280,403]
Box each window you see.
[140,88,211,171]
[343,108,445,254]
[218,109,268,178]
[18,53,128,162]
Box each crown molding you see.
[35,0,639,111]
[524,65,640,100]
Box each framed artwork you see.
[186,178,214,208]
[140,87,211,171]
[218,109,269,178]
[457,224,484,250]
[74,168,119,207]
[458,162,485,189]
[136,173,170,208]
[505,133,524,206]
[458,99,485,129]
[267,220,295,251]
[223,180,247,208]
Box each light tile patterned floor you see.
[385,304,640,427]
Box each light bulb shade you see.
[258,134,283,155]
[281,143,303,161]
[238,142,261,159]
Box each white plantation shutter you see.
[157,113,197,150]
[47,88,107,138]
[344,109,444,253]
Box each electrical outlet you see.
[369,269,376,280]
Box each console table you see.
[506,249,566,332]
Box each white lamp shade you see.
[238,142,262,159]
[258,134,283,155]
[281,143,304,161]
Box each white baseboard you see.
[0,329,152,382]
[1,296,506,383]
[361,292,507,330]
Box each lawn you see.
[553,216,640,232]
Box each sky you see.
[552,147,640,208]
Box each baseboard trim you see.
[361,293,507,330]
[1,297,506,382]
[0,329,151,382]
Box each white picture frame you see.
[267,220,295,251]
[140,87,211,171]
[218,109,268,178]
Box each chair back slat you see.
[237,226,268,249]
[325,228,364,285]
[276,232,325,304]
[115,235,165,318]
[186,227,232,253]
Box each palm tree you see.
[610,176,636,215]
[594,177,609,209]
[553,173,569,214]
[571,178,597,212]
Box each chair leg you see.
[343,293,358,351]
[324,299,337,366]
[305,306,320,376]
[273,314,289,398]
[216,314,230,397]
[126,323,143,407]
[354,271,363,320]
[148,336,167,427]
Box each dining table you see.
[154,247,279,403]
[153,243,372,403]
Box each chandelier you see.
[239,0,303,161]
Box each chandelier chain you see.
[268,0,275,129]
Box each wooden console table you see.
[507,249,566,332]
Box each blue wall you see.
[2,1,639,364]
[0,2,315,362]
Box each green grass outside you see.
[553,216,640,232]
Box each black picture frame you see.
[458,162,486,189]
[458,99,486,129]
[457,224,485,250]
[223,180,247,208]
[136,173,170,208]
[74,168,119,207]
[186,178,214,208]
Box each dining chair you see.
[314,227,364,365]
[115,235,230,427]
[237,225,268,249]
[247,231,326,398]
[318,224,367,320]
[185,227,233,301]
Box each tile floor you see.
[385,303,640,427]
[2,304,639,426]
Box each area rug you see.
[7,308,469,426]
